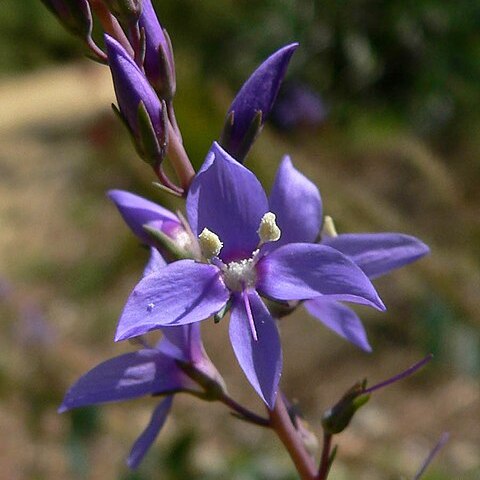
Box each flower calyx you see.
[321,380,370,435]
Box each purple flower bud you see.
[104,0,143,24]
[138,0,176,98]
[220,43,298,162]
[104,34,167,164]
[41,0,92,38]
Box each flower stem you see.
[269,394,317,480]
[220,393,270,427]
[89,0,134,57]
[317,432,333,480]
[166,121,195,193]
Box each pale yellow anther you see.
[322,215,338,238]
[258,212,281,244]
[198,228,223,259]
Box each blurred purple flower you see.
[138,0,176,98]
[113,142,384,407]
[220,44,298,162]
[271,82,328,130]
[269,156,430,352]
[60,321,223,469]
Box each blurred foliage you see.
[2,0,480,144]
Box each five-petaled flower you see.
[110,142,390,408]
[60,293,224,469]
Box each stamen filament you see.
[242,288,258,341]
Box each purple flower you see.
[220,44,298,162]
[268,156,430,352]
[138,0,176,98]
[113,142,385,407]
[105,34,166,164]
[60,320,223,469]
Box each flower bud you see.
[321,381,370,435]
[138,0,176,99]
[104,0,143,24]
[220,43,298,163]
[41,0,93,38]
[105,34,167,165]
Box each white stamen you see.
[223,256,257,292]
[258,212,281,244]
[198,228,223,259]
[322,215,338,238]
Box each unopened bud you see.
[105,34,167,165]
[199,228,223,259]
[220,43,298,163]
[321,381,370,435]
[258,212,281,244]
[41,0,93,38]
[104,0,142,24]
[139,0,176,98]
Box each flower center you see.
[197,212,281,292]
[222,254,258,291]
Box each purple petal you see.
[322,233,430,279]
[127,396,174,469]
[104,34,163,136]
[269,156,322,246]
[256,243,385,310]
[224,44,298,160]
[158,323,203,363]
[186,142,268,261]
[59,350,183,412]
[115,260,229,341]
[143,248,167,277]
[139,0,175,91]
[108,189,181,245]
[304,298,372,351]
[229,290,282,408]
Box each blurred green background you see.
[0,1,479,479]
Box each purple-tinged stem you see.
[317,432,333,480]
[219,393,270,428]
[128,22,143,67]
[167,102,182,141]
[364,354,433,394]
[269,394,317,480]
[413,432,450,480]
[90,0,134,57]
[86,36,108,62]
[166,120,195,193]
[152,162,183,195]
